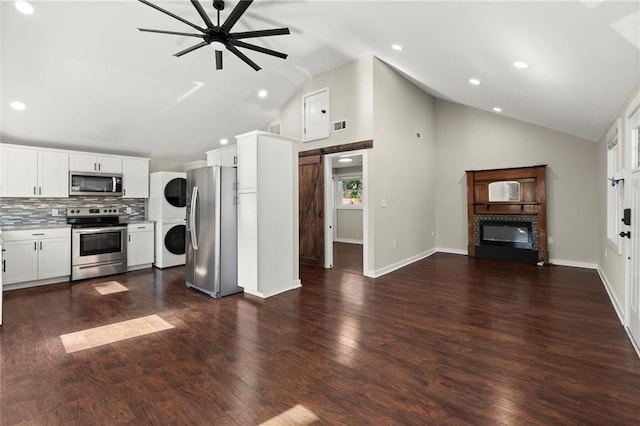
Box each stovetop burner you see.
[66,207,125,227]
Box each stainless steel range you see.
[67,207,127,281]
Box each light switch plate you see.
[52,208,58,216]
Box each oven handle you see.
[190,185,199,250]
[73,226,127,235]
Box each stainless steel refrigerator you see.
[185,166,242,298]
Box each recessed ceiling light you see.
[513,61,529,69]
[220,138,228,145]
[493,107,503,113]
[15,0,34,15]
[258,90,268,98]
[338,158,353,163]
[11,101,26,111]
[391,44,403,51]
[469,78,480,86]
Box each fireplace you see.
[476,219,538,263]
[466,165,548,263]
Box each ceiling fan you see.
[138,0,290,71]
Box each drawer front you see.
[127,223,154,233]
[3,227,70,241]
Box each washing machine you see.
[149,172,187,268]
[154,218,187,268]
[148,172,187,221]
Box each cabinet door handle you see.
[94,162,97,171]
[128,234,131,242]
[33,186,37,195]
[31,233,45,236]
[40,241,43,250]
[2,259,6,273]
[34,241,37,251]
[39,186,42,195]
[124,189,126,196]
[98,163,101,171]
[234,155,238,165]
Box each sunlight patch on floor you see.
[59,314,173,353]
[259,404,319,426]
[93,281,129,295]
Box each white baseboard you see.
[436,247,468,256]
[549,258,598,269]
[3,275,69,291]
[371,249,436,278]
[334,238,363,245]
[244,280,302,299]
[597,267,625,325]
[625,327,640,358]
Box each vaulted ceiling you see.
[2,1,638,163]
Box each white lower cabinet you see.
[127,223,154,270]
[2,228,71,286]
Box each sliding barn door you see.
[299,155,325,267]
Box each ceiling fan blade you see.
[138,0,206,33]
[231,28,290,40]
[190,0,214,28]
[174,41,210,57]
[233,40,287,59]
[226,44,261,71]
[221,0,253,33]
[138,28,204,38]
[215,50,223,70]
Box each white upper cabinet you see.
[122,157,149,198]
[236,136,258,193]
[70,153,122,173]
[38,151,70,197]
[206,145,238,168]
[302,87,330,142]
[0,145,68,197]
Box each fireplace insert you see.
[477,220,537,263]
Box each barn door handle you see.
[321,109,326,114]
[620,231,631,239]
[319,210,323,219]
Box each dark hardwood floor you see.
[1,253,639,425]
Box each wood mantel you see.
[466,165,548,263]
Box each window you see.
[336,176,363,207]
[607,119,623,253]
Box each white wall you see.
[434,99,599,266]
[336,209,363,242]
[598,81,640,318]
[370,58,437,274]
[268,58,374,151]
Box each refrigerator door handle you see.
[190,185,199,250]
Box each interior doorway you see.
[323,150,369,275]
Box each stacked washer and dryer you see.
[148,172,187,268]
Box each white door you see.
[128,230,154,267]
[123,158,149,198]
[0,146,38,197]
[38,151,69,197]
[69,153,98,172]
[627,103,640,348]
[302,88,329,142]
[236,135,257,193]
[38,237,71,279]
[97,156,122,173]
[3,240,38,284]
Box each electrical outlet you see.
[548,237,554,244]
[126,207,132,214]
[51,208,58,216]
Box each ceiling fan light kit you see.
[138,0,290,71]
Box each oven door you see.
[72,226,127,266]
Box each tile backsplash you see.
[0,197,145,228]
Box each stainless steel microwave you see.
[69,171,123,196]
